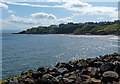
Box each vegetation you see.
[17,20,120,35]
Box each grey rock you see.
[8,80,18,84]
[12,77,18,83]
[102,71,119,82]
[58,68,68,74]
[53,75,63,82]
[102,71,119,78]
[42,74,53,79]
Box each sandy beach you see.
[44,34,118,38]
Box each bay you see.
[2,33,118,79]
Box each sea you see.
[2,33,119,79]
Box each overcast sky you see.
[0,0,119,31]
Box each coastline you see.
[47,34,117,37]
[2,53,120,84]
[13,33,118,37]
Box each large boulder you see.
[32,71,43,79]
[102,71,119,83]
[100,63,115,72]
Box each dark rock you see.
[48,67,58,72]
[80,68,89,75]
[2,53,120,84]
[102,71,119,82]
[75,63,82,69]
[89,62,103,67]
[32,71,43,79]
[75,77,82,84]
[21,75,27,79]
[55,63,72,71]
[21,71,26,75]
[100,63,115,72]
[55,63,63,68]
[35,78,54,84]
[81,62,88,68]
[87,67,100,78]
[115,62,120,76]
[29,81,35,84]
[80,75,89,81]
[37,67,47,73]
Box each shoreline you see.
[2,53,120,84]
[47,34,117,37]
[13,33,118,37]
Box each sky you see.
[0,0,119,31]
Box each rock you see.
[12,77,18,83]
[48,67,58,72]
[58,68,68,74]
[21,71,26,75]
[63,74,70,78]
[80,68,89,75]
[35,78,54,84]
[21,75,27,79]
[49,72,60,77]
[24,78,35,84]
[115,62,120,76]
[42,74,53,79]
[55,63,72,71]
[81,62,88,68]
[111,53,119,56]
[102,71,119,82]
[75,63,83,69]
[100,63,115,72]
[87,67,100,78]
[32,71,43,79]
[75,77,82,84]
[89,62,103,67]
[37,67,47,73]
[68,74,77,79]
[8,78,19,84]
[91,78,101,83]
[2,53,120,84]
[116,56,120,61]
[53,75,63,82]
[80,75,89,81]
[65,78,75,83]
[62,78,75,83]
[103,71,119,78]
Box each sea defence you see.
[1,53,120,84]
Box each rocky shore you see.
[2,53,120,84]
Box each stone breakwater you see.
[2,53,120,84]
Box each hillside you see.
[17,20,120,35]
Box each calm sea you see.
[2,33,118,79]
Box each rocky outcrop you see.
[1,53,120,84]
